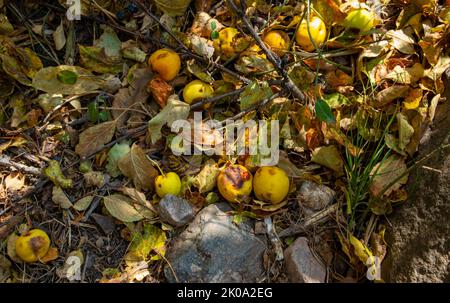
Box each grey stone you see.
[297,181,335,215]
[382,68,450,282]
[284,237,326,283]
[164,203,267,282]
[158,194,195,227]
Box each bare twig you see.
[278,203,339,237]
[226,0,307,102]
[0,154,41,175]
[190,87,245,110]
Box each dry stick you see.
[0,154,41,175]
[88,12,251,85]
[226,0,307,102]
[221,93,280,125]
[190,87,245,109]
[278,203,339,237]
[133,0,251,84]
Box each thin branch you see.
[0,155,41,175]
[226,0,307,102]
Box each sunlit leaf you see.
[148,94,190,144]
[311,145,344,175]
[118,144,158,191]
[103,194,144,222]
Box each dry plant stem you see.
[190,87,245,109]
[278,203,339,237]
[226,0,307,102]
[0,154,41,175]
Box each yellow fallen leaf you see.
[40,247,59,263]
[349,235,373,264]
[403,88,423,110]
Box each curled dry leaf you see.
[118,144,158,191]
[192,159,220,193]
[374,85,409,107]
[147,75,173,108]
[75,120,116,158]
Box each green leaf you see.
[106,142,131,178]
[99,111,109,122]
[87,102,99,122]
[210,21,217,31]
[57,70,78,85]
[211,31,219,40]
[315,98,336,124]
[322,93,350,108]
[125,224,167,261]
[239,81,273,111]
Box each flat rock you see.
[158,194,195,227]
[164,203,267,282]
[284,237,326,283]
[297,181,335,215]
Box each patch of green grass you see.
[343,109,396,234]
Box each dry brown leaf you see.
[75,120,116,158]
[118,144,158,191]
[4,172,25,191]
[147,75,173,108]
[103,194,144,222]
[112,68,153,128]
[369,154,408,197]
[374,85,409,107]
[40,247,59,263]
[52,186,73,209]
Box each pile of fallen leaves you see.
[0,0,449,283]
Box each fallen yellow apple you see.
[217,164,253,203]
[15,229,51,263]
[253,166,290,204]
[148,48,181,81]
[155,172,182,198]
